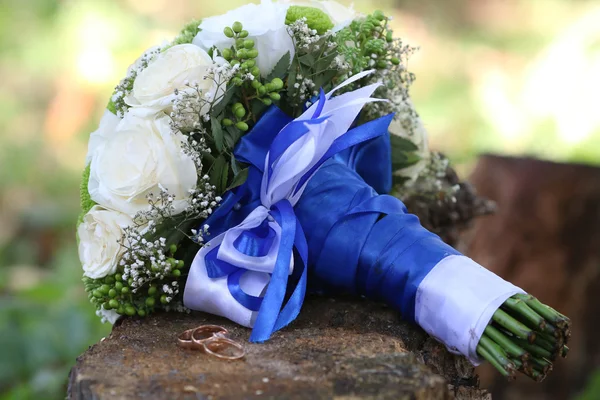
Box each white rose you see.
[86,109,120,165]
[88,112,197,217]
[125,44,222,116]
[78,206,133,279]
[193,0,294,77]
[288,0,360,31]
[390,99,430,182]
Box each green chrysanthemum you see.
[286,6,334,35]
[79,164,96,224]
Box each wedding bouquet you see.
[78,0,570,381]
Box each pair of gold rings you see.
[177,325,245,360]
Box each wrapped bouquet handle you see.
[185,71,520,364]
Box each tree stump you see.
[459,154,600,400]
[68,296,489,400]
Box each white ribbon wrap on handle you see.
[415,255,525,365]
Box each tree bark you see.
[68,296,490,400]
[459,154,600,400]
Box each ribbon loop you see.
[184,71,394,341]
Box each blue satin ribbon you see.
[202,105,458,339]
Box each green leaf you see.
[211,87,236,117]
[224,125,242,149]
[211,118,225,152]
[390,134,419,152]
[250,99,268,120]
[226,167,249,191]
[267,52,291,81]
[209,155,229,194]
[392,152,421,171]
[298,53,315,67]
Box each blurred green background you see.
[1,0,599,399]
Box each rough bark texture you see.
[459,154,600,400]
[68,296,490,400]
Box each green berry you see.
[93,290,103,298]
[160,294,169,304]
[104,276,115,284]
[169,244,177,254]
[235,121,249,131]
[100,284,110,294]
[128,278,134,286]
[224,26,235,38]
[245,60,256,68]
[115,282,124,291]
[125,306,136,316]
[386,31,393,43]
[117,306,125,315]
[232,102,244,111]
[167,258,177,268]
[258,86,267,96]
[172,269,181,278]
[239,30,249,38]
[236,49,247,59]
[177,260,185,269]
[222,48,233,61]
[230,59,241,66]
[391,57,400,65]
[146,297,156,307]
[108,289,117,298]
[246,49,258,59]
[151,263,160,272]
[251,80,262,89]
[115,273,122,281]
[121,287,130,295]
[148,286,157,296]
[222,118,234,126]
[262,98,273,106]
[233,77,244,86]
[236,38,245,48]
[271,78,284,90]
[269,93,281,101]
[234,106,246,118]
[373,10,385,21]
[251,66,260,76]
[232,21,243,33]
[109,299,119,309]
[264,83,274,92]
[137,309,146,317]
[376,60,388,69]
[243,39,255,49]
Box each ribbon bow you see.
[184,70,393,342]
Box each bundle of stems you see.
[476,293,570,382]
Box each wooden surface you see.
[68,296,490,400]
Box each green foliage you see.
[78,164,96,224]
[285,6,334,35]
[170,19,202,47]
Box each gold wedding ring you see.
[177,325,245,360]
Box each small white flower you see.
[78,206,133,279]
[97,305,120,324]
[88,112,198,217]
[193,0,294,77]
[125,44,223,117]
